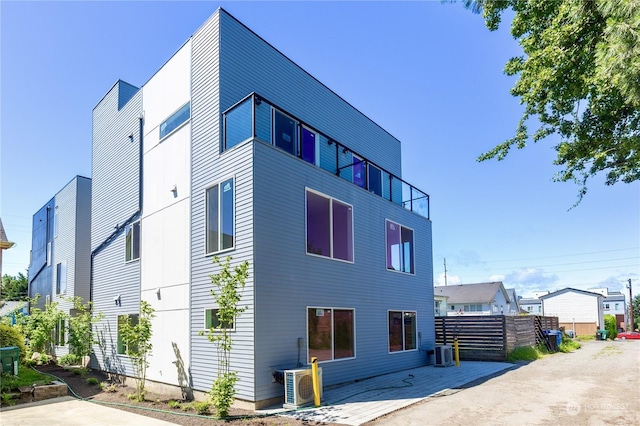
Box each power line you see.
[474,247,639,264]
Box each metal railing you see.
[223,93,430,220]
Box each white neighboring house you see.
[540,288,605,336]
[434,282,512,316]
[505,288,521,315]
[519,298,543,315]
[589,287,627,331]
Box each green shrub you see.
[559,337,581,353]
[168,400,181,409]
[71,367,88,377]
[604,314,618,340]
[508,345,540,362]
[192,401,211,415]
[0,323,27,364]
[86,377,99,385]
[58,354,80,366]
[99,382,118,392]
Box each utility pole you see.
[628,278,634,331]
[444,258,448,286]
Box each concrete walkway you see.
[0,396,176,426]
[271,361,515,425]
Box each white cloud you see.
[437,272,461,286]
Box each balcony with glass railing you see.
[222,93,430,220]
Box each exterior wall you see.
[520,300,543,315]
[74,177,92,304]
[91,81,143,377]
[140,40,192,387]
[217,11,402,177]
[29,199,55,308]
[252,141,433,402]
[542,292,603,328]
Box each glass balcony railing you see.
[222,93,430,220]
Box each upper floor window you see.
[385,220,414,274]
[56,262,66,294]
[206,178,234,254]
[160,102,190,139]
[305,189,353,262]
[308,307,355,362]
[54,211,59,238]
[388,310,416,352]
[125,222,140,262]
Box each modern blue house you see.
[28,175,92,355]
[90,8,434,408]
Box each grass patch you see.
[1,367,50,391]
[507,345,541,362]
[576,335,596,341]
[168,400,181,409]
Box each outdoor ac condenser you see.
[283,367,323,409]
[434,345,453,367]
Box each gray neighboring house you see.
[519,298,543,315]
[27,175,92,356]
[434,282,512,316]
[90,8,434,408]
[589,287,627,331]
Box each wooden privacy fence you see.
[435,315,559,361]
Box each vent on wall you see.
[283,368,322,409]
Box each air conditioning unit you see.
[434,345,453,367]
[283,368,322,409]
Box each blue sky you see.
[1,1,638,299]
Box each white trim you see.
[384,219,415,275]
[306,306,356,364]
[387,309,418,354]
[204,175,236,256]
[305,188,354,264]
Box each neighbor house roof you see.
[433,282,510,304]
[0,217,16,249]
[539,287,605,300]
[519,298,542,305]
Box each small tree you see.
[18,295,66,357]
[118,300,155,402]
[604,314,618,340]
[200,256,249,418]
[65,296,104,361]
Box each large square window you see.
[308,307,355,362]
[206,178,234,254]
[385,220,414,274]
[306,190,353,262]
[388,310,416,352]
[125,222,140,262]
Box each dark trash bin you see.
[0,346,19,375]
[542,330,559,352]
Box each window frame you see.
[307,306,356,364]
[204,176,236,256]
[385,219,415,274]
[203,308,235,332]
[305,188,354,263]
[159,101,191,141]
[125,221,141,263]
[387,310,418,353]
[272,108,298,157]
[300,125,320,166]
[54,318,66,347]
[117,313,140,356]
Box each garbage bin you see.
[542,330,559,352]
[549,330,562,347]
[0,346,19,375]
[596,329,608,340]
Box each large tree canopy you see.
[1,272,28,301]
[466,0,640,202]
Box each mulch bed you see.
[15,364,322,426]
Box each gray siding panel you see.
[252,142,434,402]
[74,176,92,304]
[90,81,142,375]
[218,12,402,177]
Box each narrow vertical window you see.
[368,164,382,196]
[352,155,366,188]
[125,221,140,262]
[306,189,353,262]
[273,110,297,156]
[54,211,59,238]
[56,262,66,294]
[386,220,414,274]
[301,127,317,165]
[206,178,235,254]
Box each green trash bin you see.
[0,346,19,375]
[596,329,608,340]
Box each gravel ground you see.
[367,339,640,425]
